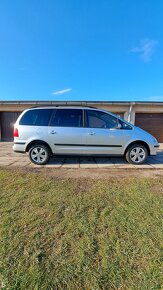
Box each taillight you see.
[13,128,19,137]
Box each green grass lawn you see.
[0,168,162,290]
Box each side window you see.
[86,110,118,129]
[19,109,53,126]
[50,109,83,127]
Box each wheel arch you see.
[25,140,52,154]
[124,140,150,156]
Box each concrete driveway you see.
[0,142,163,169]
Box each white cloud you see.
[131,39,158,62]
[52,88,72,95]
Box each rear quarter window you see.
[19,109,53,126]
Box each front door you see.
[84,109,124,155]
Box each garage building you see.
[0,101,163,142]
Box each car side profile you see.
[13,106,159,165]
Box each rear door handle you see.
[88,132,95,135]
[50,131,57,134]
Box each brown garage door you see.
[135,113,163,142]
[0,112,21,141]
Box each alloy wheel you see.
[129,147,146,163]
[30,146,47,164]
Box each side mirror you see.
[117,122,122,129]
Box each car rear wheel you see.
[125,144,148,165]
[29,144,50,165]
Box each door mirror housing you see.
[116,122,122,129]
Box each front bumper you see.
[150,143,160,155]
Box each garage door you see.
[135,113,163,142]
[0,112,21,141]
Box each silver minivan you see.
[13,106,159,165]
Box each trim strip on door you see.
[54,144,122,147]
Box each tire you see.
[29,144,51,165]
[125,143,148,165]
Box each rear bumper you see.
[13,142,26,153]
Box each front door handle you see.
[88,132,95,135]
[50,131,57,134]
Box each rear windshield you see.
[19,109,53,126]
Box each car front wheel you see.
[29,144,50,165]
[125,144,148,165]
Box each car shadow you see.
[45,151,163,166]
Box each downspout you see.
[127,102,135,123]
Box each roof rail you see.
[31,104,97,109]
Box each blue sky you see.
[0,0,163,101]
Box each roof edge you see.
[0,100,163,105]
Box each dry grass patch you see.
[0,169,162,289]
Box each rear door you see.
[84,109,125,154]
[48,108,87,154]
